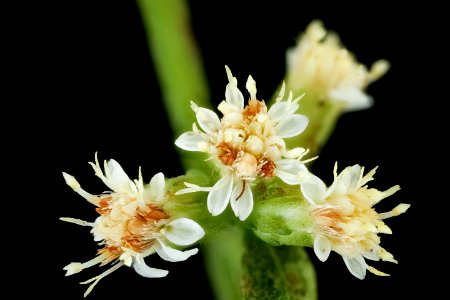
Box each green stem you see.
[204,226,244,300]
[242,231,317,300]
[136,0,210,170]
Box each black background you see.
[16,1,438,299]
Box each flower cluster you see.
[176,66,313,220]
[61,20,409,296]
[286,20,390,112]
[61,155,204,297]
[301,164,409,278]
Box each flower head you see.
[61,154,204,297]
[286,20,390,112]
[301,164,409,279]
[175,66,312,221]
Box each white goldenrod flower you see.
[61,154,205,297]
[175,66,312,221]
[301,164,409,279]
[286,20,390,112]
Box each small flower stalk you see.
[61,155,204,297]
[301,164,409,279]
[175,66,314,221]
[286,20,390,112]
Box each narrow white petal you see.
[275,114,309,138]
[63,253,111,276]
[133,256,168,278]
[362,251,380,261]
[207,173,234,216]
[246,75,257,99]
[80,262,124,297]
[163,218,205,246]
[175,132,205,151]
[275,82,286,102]
[343,255,367,279]
[275,159,310,185]
[275,170,301,185]
[89,153,114,191]
[300,175,327,204]
[276,159,308,174]
[230,180,254,221]
[60,217,94,227]
[346,165,362,189]
[268,101,288,122]
[62,172,80,191]
[225,81,244,109]
[106,159,132,189]
[149,172,165,202]
[135,167,148,212]
[329,87,373,112]
[367,266,390,277]
[175,182,213,195]
[313,236,331,262]
[330,165,361,196]
[156,240,199,262]
[196,107,221,135]
[268,98,300,122]
[63,262,83,276]
[379,203,410,219]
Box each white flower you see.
[286,20,390,112]
[61,154,205,297]
[175,66,313,221]
[301,163,409,279]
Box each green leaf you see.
[241,232,317,300]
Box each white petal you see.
[343,255,367,279]
[105,159,134,193]
[275,170,301,185]
[331,165,361,196]
[175,182,213,195]
[268,101,288,122]
[246,75,257,99]
[329,87,373,112]
[268,101,300,122]
[62,172,80,191]
[230,180,254,221]
[63,262,83,276]
[133,256,168,278]
[276,159,308,174]
[300,175,327,204]
[149,172,165,202]
[379,203,410,219]
[175,132,204,151]
[275,114,309,138]
[196,107,221,135]
[60,217,94,227]
[275,159,310,185]
[313,236,331,262]
[163,218,205,246]
[225,83,244,109]
[156,240,199,262]
[362,252,380,261]
[106,159,130,185]
[207,173,234,216]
